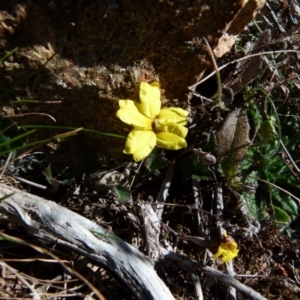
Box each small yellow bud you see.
[213,233,239,263]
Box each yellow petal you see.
[212,246,225,260]
[157,108,188,125]
[156,122,188,138]
[212,243,239,263]
[117,100,152,128]
[124,129,156,161]
[220,248,239,263]
[226,241,238,252]
[139,82,161,120]
[156,132,187,150]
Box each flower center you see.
[152,119,159,132]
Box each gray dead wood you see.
[156,162,174,220]
[162,249,267,300]
[0,184,174,300]
[139,202,161,260]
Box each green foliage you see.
[242,192,267,222]
[43,165,76,193]
[145,146,167,176]
[112,184,132,203]
[240,171,267,221]
[181,154,214,181]
[272,205,291,224]
[0,48,126,198]
[271,188,298,217]
[238,90,300,227]
[0,133,10,153]
[258,117,277,144]
[0,193,15,202]
[0,117,35,155]
[240,138,299,226]
[20,125,126,139]
[0,47,18,64]
[90,229,120,241]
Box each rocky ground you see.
[0,0,300,299]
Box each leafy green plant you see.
[145,146,167,176]
[237,88,300,227]
[0,117,37,156]
[112,184,132,203]
[43,164,76,193]
[181,153,215,181]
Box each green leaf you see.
[44,165,54,182]
[272,205,291,223]
[191,174,213,181]
[258,117,277,144]
[285,133,300,151]
[0,47,18,64]
[112,184,132,203]
[242,193,268,221]
[44,165,60,193]
[0,134,11,152]
[19,125,126,139]
[272,189,298,217]
[61,179,76,186]
[43,165,76,192]
[48,178,61,192]
[43,165,60,192]
[0,193,15,202]
[181,155,214,180]
[90,229,120,241]
[145,147,167,176]
[247,100,261,132]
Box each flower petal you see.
[117,100,152,128]
[157,107,188,125]
[221,250,239,263]
[156,132,187,150]
[226,241,238,252]
[124,129,156,161]
[212,246,225,260]
[139,82,161,119]
[156,122,188,138]
[212,241,239,263]
[213,245,239,263]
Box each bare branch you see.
[0,184,175,300]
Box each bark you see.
[0,183,174,300]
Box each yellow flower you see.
[116,81,189,161]
[213,233,239,263]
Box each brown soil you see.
[1,0,300,299]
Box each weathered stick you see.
[162,249,267,300]
[156,162,174,220]
[0,183,174,300]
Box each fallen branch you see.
[162,249,267,300]
[0,183,174,300]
